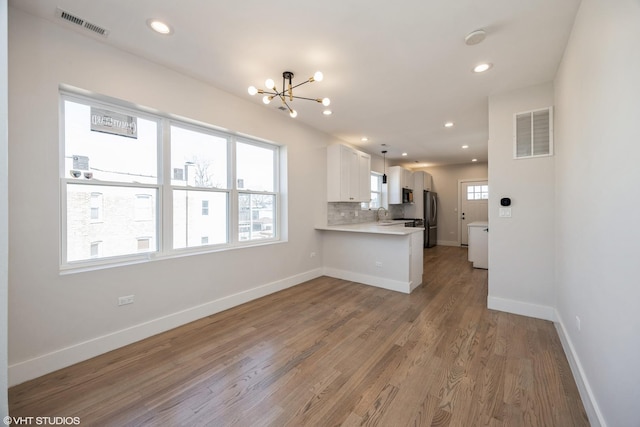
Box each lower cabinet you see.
[468,221,488,269]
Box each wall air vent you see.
[56,8,110,38]
[514,106,553,159]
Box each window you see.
[90,241,102,258]
[61,92,281,268]
[171,125,229,250]
[90,192,103,222]
[134,194,153,221]
[467,185,489,201]
[362,172,383,209]
[236,142,276,242]
[137,237,151,252]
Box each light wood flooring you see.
[9,246,589,426]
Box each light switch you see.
[499,207,512,218]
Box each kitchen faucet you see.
[377,207,389,222]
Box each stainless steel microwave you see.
[402,188,413,203]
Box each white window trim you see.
[362,171,383,210]
[60,89,283,273]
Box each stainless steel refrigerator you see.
[424,191,437,248]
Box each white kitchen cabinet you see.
[423,172,433,191]
[468,221,488,269]
[327,144,371,202]
[318,225,424,294]
[404,171,429,218]
[388,166,413,204]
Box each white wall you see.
[487,82,555,320]
[1,0,8,416]
[554,0,640,425]
[8,8,336,385]
[419,163,488,245]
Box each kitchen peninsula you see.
[315,222,424,294]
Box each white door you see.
[460,181,488,245]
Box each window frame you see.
[60,90,282,272]
[361,172,383,210]
[466,185,489,201]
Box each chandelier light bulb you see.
[289,109,298,118]
[262,96,271,104]
[322,97,331,106]
[313,71,324,82]
[265,78,275,89]
[248,86,258,96]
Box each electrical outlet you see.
[575,315,581,331]
[310,252,316,258]
[118,295,135,306]
[375,261,383,268]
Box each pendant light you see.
[382,150,388,184]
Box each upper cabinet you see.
[388,166,413,204]
[327,144,371,202]
[403,171,433,217]
[415,171,432,191]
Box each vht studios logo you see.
[3,416,80,425]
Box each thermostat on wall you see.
[500,197,511,206]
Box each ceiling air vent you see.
[56,8,110,38]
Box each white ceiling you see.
[10,0,581,167]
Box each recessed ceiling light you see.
[444,121,454,128]
[472,158,478,162]
[473,63,492,73]
[361,137,369,142]
[323,110,332,116]
[402,152,408,157]
[147,19,173,35]
[462,145,469,149]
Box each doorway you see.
[459,180,488,245]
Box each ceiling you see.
[10,0,581,167]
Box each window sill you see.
[60,239,287,275]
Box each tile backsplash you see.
[327,202,404,225]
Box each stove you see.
[394,218,425,228]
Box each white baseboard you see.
[487,296,556,321]
[554,312,606,427]
[322,267,412,294]
[8,268,323,387]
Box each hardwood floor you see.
[9,246,589,426]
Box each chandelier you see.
[248,71,330,118]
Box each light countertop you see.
[467,221,489,227]
[315,221,424,236]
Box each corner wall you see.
[8,8,332,385]
[487,82,555,320]
[1,0,8,416]
[554,0,640,425]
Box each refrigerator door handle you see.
[432,195,437,223]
